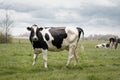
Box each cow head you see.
[27,24,43,42]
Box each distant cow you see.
[27,24,84,68]
[95,43,109,48]
[109,37,120,49]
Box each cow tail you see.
[77,28,84,50]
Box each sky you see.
[0,0,120,37]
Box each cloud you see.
[76,2,120,28]
[0,0,120,36]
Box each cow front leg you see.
[32,53,38,65]
[110,42,114,49]
[42,49,48,68]
[32,48,40,65]
[115,42,118,49]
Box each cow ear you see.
[38,27,43,31]
[27,27,31,31]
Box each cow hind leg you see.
[66,45,78,66]
[66,49,74,66]
[73,46,78,65]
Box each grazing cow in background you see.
[27,24,84,68]
[95,43,109,48]
[109,37,116,49]
[109,37,120,49]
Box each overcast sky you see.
[0,0,120,37]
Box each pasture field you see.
[0,39,120,80]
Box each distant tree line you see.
[85,34,118,41]
[17,32,29,37]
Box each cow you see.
[27,24,84,68]
[109,37,120,49]
[95,43,109,48]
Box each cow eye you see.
[30,29,35,35]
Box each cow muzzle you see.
[32,36,38,41]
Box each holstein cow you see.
[27,24,84,68]
[109,37,120,49]
[95,43,109,48]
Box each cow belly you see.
[48,46,69,51]
[47,41,69,51]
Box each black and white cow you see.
[109,37,120,49]
[27,24,84,68]
[95,43,109,48]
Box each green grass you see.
[0,39,120,80]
